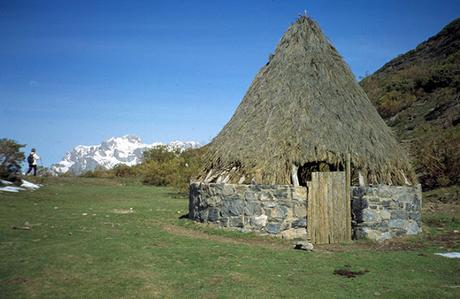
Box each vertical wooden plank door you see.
[307,171,351,244]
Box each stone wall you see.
[351,185,422,241]
[189,182,308,239]
[189,182,422,241]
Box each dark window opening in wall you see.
[297,161,344,186]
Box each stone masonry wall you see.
[189,182,308,239]
[189,182,422,241]
[352,185,422,241]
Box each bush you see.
[81,166,114,178]
[142,145,178,163]
[0,138,25,182]
[36,166,55,177]
[414,130,460,190]
[112,164,138,177]
[377,91,416,118]
[142,159,182,186]
[140,147,205,192]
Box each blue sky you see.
[1,0,459,166]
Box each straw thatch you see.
[199,16,416,186]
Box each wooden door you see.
[307,171,351,244]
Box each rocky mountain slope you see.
[360,18,460,191]
[52,135,200,175]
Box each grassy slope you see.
[0,178,459,298]
[360,18,460,192]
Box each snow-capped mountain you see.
[52,135,200,175]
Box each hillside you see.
[360,18,460,192]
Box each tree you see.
[142,145,178,163]
[141,146,205,192]
[0,138,25,182]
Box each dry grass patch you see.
[162,224,289,251]
[112,208,135,214]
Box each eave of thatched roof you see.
[198,16,416,186]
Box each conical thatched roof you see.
[199,16,416,186]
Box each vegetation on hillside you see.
[360,18,460,191]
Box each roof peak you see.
[278,15,328,48]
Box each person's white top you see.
[31,153,40,165]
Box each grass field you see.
[0,177,459,298]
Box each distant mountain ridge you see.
[52,135,200,175]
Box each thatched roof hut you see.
[199,16,416,186]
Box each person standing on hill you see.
[26,148,40,176]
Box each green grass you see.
[1,177,459,298]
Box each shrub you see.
[81,166,113,178]
[0,138,25,182]
[36,166,55,177]
[378,93,402,118]
[142,145,178,163]
[413,130,460,190]
[141,160,169,186]
[377,91,416,118]
[112,164,138,177]
[141,147,205,192]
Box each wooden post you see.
[306,181,311,243]
[358,171,365,186]
[291,164,299,187]
[345,153,352,241]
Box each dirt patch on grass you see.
[334,268,368,278]
[369,239,425,251]
[2,277,28,285]
[423,202,460,215]
[423,186,460,204]
[164,224,459,253]
[112,208,134,214]
[208,274,225,286]
[207,272,247,286]
[315,230,460,252]
[23,267,83,298]
[427,231,460,248]
[162,224,288,250]
[127,270,174,298]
